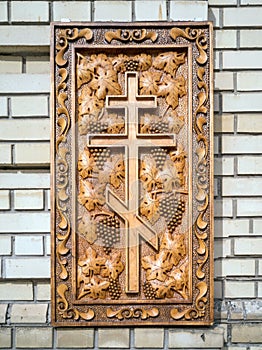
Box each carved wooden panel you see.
[51,22,214,326]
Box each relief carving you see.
[52,23,213,326]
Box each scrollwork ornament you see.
[105,29,158,43]
[107,307,159,320]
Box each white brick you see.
[16,327,52,348]
[5,257,50,278]
[215,72,234,90]
[0,56,22,73]
[11,1,49,22]
[214,114,234,133]
[223,51,262,69]
[14,190,44,210]
[222,136,262,154]
[0,213,50,233]
[214,92,220,112]
[47,189,51,210]
[56,329,94,348]
[224,7,262,27]
[259,282,262,297]
[0,2,8,22]
[26,57,49,74]
[214,238,231,259]
[237,114,262,132]
[135,1,167,20]
[0,119,50,141]
[240,30,262,48]
[53,1,91,21]
[214,280,222,299]
[169,327,224,348]
[214,157,234,176]
[215,30,237,49]
[0,74,49,93]
[0,282,33,300]
[241,0,262,3]
[209,0,237,4]
[209,8,220,28]
[223,92,262,112]
[0,25,49,47]
[15,143,50,165]
[222,178,262,196]
[225,281,255,298]
[98,328,130,348]
[11,95,49,117]
[231,324,262,343]
[237,72,262,91]
[0,304,7,323]
[254,219,262,233]
[237,199,262,217]
[215,258,255,277]
[0,144,12,165]
[37,283,50,301]
[15,235,43,255]
[214,51,220,70]
[170,1,208,21]
[0,97,8,117]
[0,328,11,348]
[214,199,233,217]
[0,172,50,189]
[11,304,47,323]
[134,328,164,348]
[215,219,249,237]
[45,235,51,256]
[0,235,12,255]
[94,1,132,21]
[0,190,10,210]
[235,238,262,255]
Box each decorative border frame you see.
[51,22,213,326]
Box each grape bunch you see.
[87,121,108,134]
[143,282,156,299]
[150,121,169,134]
[97,216,121,254]
[151,148,167,170]
[108,277,121,299]
[124,59,139,71]
[159,195,186,232]
[90,148,111,170]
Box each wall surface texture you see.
[0,0,261,349]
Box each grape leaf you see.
[100,251,124,280]
[139,71,162,95]
[78,85,104,116]
[78,179,105,211]
[78,276,110,299]
[140,192,160,224]
[160,232,186,266]
[78,215,97,244]
[78,247,106,276]
[142,250,173,282]
[140,156,162,191]
[158,75,186,110]
[78,148,98,179]
[77,53,93,89]
[153,51,186,76]
[89,66,122,100]
[159,159,180,192]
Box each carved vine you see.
[105,29,158,43]
[170,27,209,320]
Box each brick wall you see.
[0,0,261,349]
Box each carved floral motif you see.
[105,29,158,43]
[107,307,159,320]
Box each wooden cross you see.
[89,72,176,293]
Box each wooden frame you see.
[51,22,214,326]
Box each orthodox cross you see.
[89,72,176,293]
